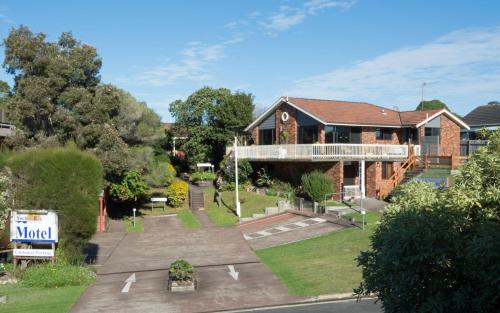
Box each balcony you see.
[229,144,419,161]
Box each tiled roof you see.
[399,109,442,125]
[463,105,500,126]
[286,97,402,126]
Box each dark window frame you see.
[381,162,393,180]
[259,128,275,145]
[298,125,319,144]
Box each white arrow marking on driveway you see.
[121,273,136,293]
[227,265,239,281]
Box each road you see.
[225,298,381,313]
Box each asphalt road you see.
[225,298,382,313]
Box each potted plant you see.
[190,171,216,187]
[168,259,196,292]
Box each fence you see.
[460,140,488,156]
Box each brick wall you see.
[318,124,325,144]
[275,103,297,144]
[365,161,381,198]
[361,127,403,144]
[440,115,460,156]
[251,127,259,144]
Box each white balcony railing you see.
[229,144,418,161]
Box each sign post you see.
[10,210,58,269]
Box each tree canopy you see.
[2,26,164,181]
[416,99,449,111]
[356,130,500,312]
[169,86,254,167]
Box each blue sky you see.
[1,0,500,121]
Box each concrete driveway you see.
[72,215,298,313]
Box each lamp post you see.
[132,208,136,228]
[234,137,241,219]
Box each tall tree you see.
[416,99,449,111]
[2,26,164,180]
[169,87,254,167]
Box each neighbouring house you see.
[0,108,14,140]
[460,104,500,155]
[237,97,469,200]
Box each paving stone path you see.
[243,217,327,240]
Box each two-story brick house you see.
[238,97,469,200]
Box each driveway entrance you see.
[71,215,298,313]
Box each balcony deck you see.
[230,144,419,162]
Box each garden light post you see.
[133,208,136,227]
[234,137,241,219]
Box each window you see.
[425,127,440,137]
[324,126,360,143]
[336,126,351,143]
[259,128,275,145]
[382,162,393,180]
[375,128,393,140]
[298,125,318,144]
[325,125,335,143]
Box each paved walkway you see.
[240,214,345,250]
[73,214,298,313]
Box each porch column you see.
[360,160,366,199]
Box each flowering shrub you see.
[166,180,188,207]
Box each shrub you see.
[220,157,253,183]
[109,170,148,202]
[21,264,96,288]
[191,171,216,182]
[8,147,102,262]
[166,180,188,207]
[145,162,175,187]
[272,179,296,201]
[168,259,193,281]
[256,168,272,188]
[301,170,333,203]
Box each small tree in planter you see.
[168,259,196,292]
[301,171,334,203]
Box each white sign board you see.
[151,197,167,202]
[13,248,55,258]
[10,210,58,243]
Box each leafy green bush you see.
[301,170,333,203]
[191,171,216,182]
[168,259,194,281]
[8,147,102,262]
[220,157,253,183]
[256,168,272,187]
[272,179,296,201]
[166,180,188,207]
[109,170,148,202]
[145,162,175,187]
[21,264,96,288]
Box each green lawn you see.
[256,211,380,296]
[204,187,282,225]
[124,216,144,233]
[177,209,201,229]
[0,284,87,313]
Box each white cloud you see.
[124,42,225,86]
[0,9,14,24]
[262,0,355,33]
[285,27,500,113]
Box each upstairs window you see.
[425,127,440,137]
[375,128,393,140]
[298,125,318,144]
[259,128,275,145]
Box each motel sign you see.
[10,210,59,243]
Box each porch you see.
[231,143,420,161]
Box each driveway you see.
[72,215,298,313]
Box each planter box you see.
[168,278,196,292]
[194,180,212,187]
